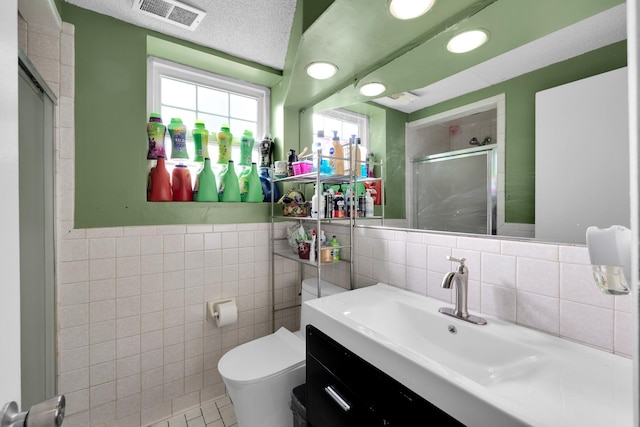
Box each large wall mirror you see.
[298,0,627,245]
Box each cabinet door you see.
[535,67,629,244]
[307,354,385,426]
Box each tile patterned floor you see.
[149,396,237,427]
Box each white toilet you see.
[218,278,347,427]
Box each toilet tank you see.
[300,278,347,331]
[301,278,347,302]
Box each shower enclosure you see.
[412,146,497,235]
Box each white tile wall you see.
[23,12,631,427]
[354,228,633,357]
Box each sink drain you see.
[447,325,457,334]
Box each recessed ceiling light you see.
[389,0,436,20]
[305,62,338,80]
[447,29,489,53]
[359,82,386,97]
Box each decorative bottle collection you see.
[145,113,265,203]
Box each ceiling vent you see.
[132,0,206,31]
[386,91,420,104]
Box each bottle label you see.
[171,128,188,159]
[329,147,335,155]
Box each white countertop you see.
[303,283,633,427]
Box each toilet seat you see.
[218,327,305,384]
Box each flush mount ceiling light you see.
[359,82,386,97]
[389,0,436,20]
[447,29,489,53]
[305,62,338,80]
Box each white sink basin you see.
[303,283,633,427]
[344,299,547,386]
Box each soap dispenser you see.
[585,225,632,295]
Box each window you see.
[312,109,369,149]
[147,57,270,175]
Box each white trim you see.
[625,1,639,424]
[147,56,270,139]
[313,108,370,148]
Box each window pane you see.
[198,113,227,139]
[343,122,359,140]
[161,107,197,134]
[230,94,258,121]
[198,87,228,116]
[230,119,258,141]
[161,77,196,110]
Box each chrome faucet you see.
[439,256,487,325]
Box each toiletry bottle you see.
[217,125,233,165]
[321,134,332,174]
[312,130,324,172]
[259,134,274,168]
[329,131,344,175]
[355,138,364,177]
[239,130,254,166]
[365,189,375,217]
[367,152,376,178]
[147,156,172,201]
[329,236,340,261]
[333,191,345,218]
[243,163,264,203]
[192,120,208,163]
[309,230,317,261]
[172,164,193,201]
[287,149,297,176]
[219,160,241,202]
[347,134,360,175]
[146,113,166,159]
[193,157,218,202]
[311,185,325,218]
[168,118,188,160]
[358,193,366,217]
[259,166,279,202]
[324,189,334,218]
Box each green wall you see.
[61,2,626,228]
[408,41,627,224]
[62,4,287,228]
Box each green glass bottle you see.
[194,158,218,202]
[238,164,251,202]
[246,163,263,203]
[219,160,241,202]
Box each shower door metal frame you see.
[412,146,497,235]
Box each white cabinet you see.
[535,67,629,244]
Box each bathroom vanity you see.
[306,324,464,426]
[303,284,633,427]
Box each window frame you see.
[147,56,270,147]
[312,108,370,148]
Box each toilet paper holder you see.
[206,298,236,322]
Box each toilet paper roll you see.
[215,300,238,327]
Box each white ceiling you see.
[64,0,297,70]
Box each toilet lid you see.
[218,327,305,383]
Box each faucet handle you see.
[446,256,466,266]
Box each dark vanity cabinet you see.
[306,325,465,426]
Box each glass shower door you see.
[413,148,496,235]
